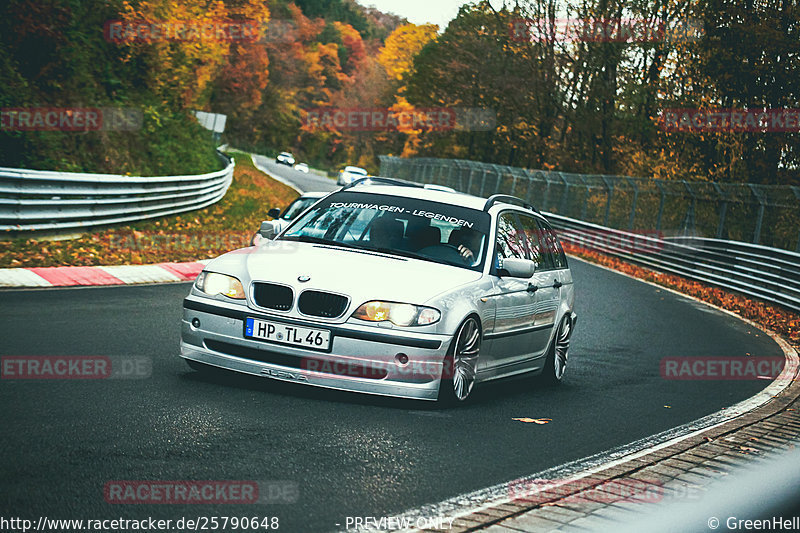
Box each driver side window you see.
[495,213,528,264]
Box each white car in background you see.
[276,152,295,166]
[251,191,327,245]
[336,165,368,185]
[293,163,310,173]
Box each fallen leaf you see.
[513,418,552,424]
[664,405,671,408]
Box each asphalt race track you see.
[0,161,784,532]
[253,155,340,193]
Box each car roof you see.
[299,191,327,199]
[344,166,367,173]
[336,183,490,211]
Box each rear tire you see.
[438,317,481,405]
[541,315,572,385]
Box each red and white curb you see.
[0,260,211,288]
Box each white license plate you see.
[245,318,331,351]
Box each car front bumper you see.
[180,297,453,401]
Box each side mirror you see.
[267,207,281,219]
[499,257,536,279]
[258,220,278,240]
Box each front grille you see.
[203,340,387,380]
[298,290,349,318]
[252,282,293,311]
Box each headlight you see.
[352,301,441,327]
[194,271,246,300]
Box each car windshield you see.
[280,191,491,271]
[282,196,320,221]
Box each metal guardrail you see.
[547,214,800,314]
[379,155,800,252]
[379,155,800,314]
[0,152,234,233]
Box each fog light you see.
[395,353,409,366]
[191,318,201,329]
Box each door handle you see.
[553,280,563,289]
[527,283,539,293]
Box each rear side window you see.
[536,218,568,270]
[516,214,551,269]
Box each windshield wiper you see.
[279,235,363,251]
[361,246,460,267]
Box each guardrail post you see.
[524,170,536,204]
[626,177,639,230]
[681,181,698,237]
[559,174,570,215]
[748,184,766,245]
[579,176,589,220]
[793,186,800,252]
[479,168,488,197]
[542,173,554,211]
[510,169,518,196]
[712,182,728,239]
[601,176,614,227]
[492,165,503,195]
[655,180,666,231]
[467,165,475,194]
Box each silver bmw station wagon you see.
[181,178,577,403]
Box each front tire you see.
[541,315,572,384]
[438,317,481,404]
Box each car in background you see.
[250,191,327,245]
[276,152,295,166]
[182,178,577,403]
[336,165,368,185]
[294,163,310,173]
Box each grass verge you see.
[0,151,299,267]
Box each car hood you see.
[207,240,482,310]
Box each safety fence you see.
[378,156,800,252]
[379,155,800,314]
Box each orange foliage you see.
[379,23,438,83]
[333,21,367,73]
[119,0,231,109]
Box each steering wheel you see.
[418,244,471,263]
